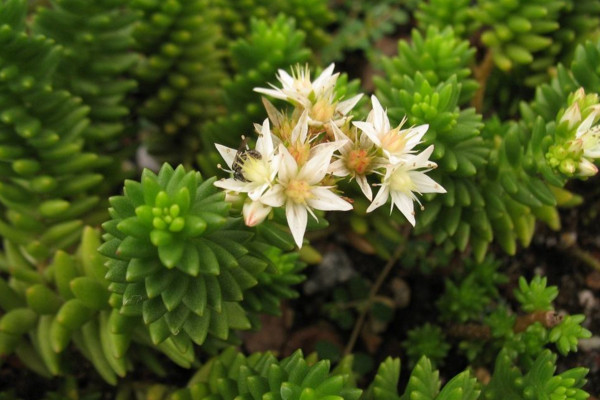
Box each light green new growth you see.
[514,276,559,312]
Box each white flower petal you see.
[371,95,390,133]
[584,147,600,159]
[307,187,353,211]
[256,118,274,155]
[336,94,363,116]
[277,69,295,87]
[328,159,351,177]
[300,143,339,183]
[330,123,353,153]
[356,174,373,201]
[214,178,250,193]
[291,110,309,144]
[262,97,286,127]
[278,145,298,183]
[409,171,446,194]
[411,145,436,166]
[269,153,282,181]
[577,113,597,137]
[248,183,269,201]
[286,202,308,248]
[366,185,390,213]
[253,87,288,101]
[312,64,336,94]
[261,185,285,207]
[391,191,415,226]
[353,121,382,147]
[404,124,429,151]
[215,144,238,169]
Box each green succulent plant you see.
[416,0,475,38]
[0,0,107,262]
[131,0,225,162]
[514,276,559,313]
[425,258,591,371]
[32,0,139,147]
[0,0,597,397]
[99,164,307,352]
[212,0,333,52]
[100,164,263,347]
[474,0,566,74]
[379,26,478,105]
[0,226,197,384]
[171,347,362,400]
[374,25,573,259]
[484,349,589,400]
[366,356,480,400]
[403,323,450,368]
[322,0,410,63]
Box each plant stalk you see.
[472,49,494,113]
[343,241,405,355]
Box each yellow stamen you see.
[286,179,312,204]
[380,127,407,154]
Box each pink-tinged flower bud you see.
[243,199,271,227]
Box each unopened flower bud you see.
[243,199,271,227]
[577,158,598,177]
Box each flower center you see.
[288,142,311,165]
[293,78,312,96]
[346,149,371,175]
[310,98,335,122]
[380,128,406,154]
[285,179,312,204]
[389,169,415,193]
[241,157,271,183]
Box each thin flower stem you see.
[472,49,494,113]
[567,245,600,272]
[343,241,406,356]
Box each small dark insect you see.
[232,136,262,182]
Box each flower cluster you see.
[547,88,600,177]
[215,64,445,247]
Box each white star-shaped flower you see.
[367,145,446,226]
[328,123,386,201]
[261,143,352,248]
[254,64,338,108]
[214,118,280,200]
[574,109,600,159]
[353,95,429,164]
[255,64,363,130]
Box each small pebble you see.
[136,145,161,171]
[578,336,600,352]
[303,247,355,295]
[578,290,596,312]
[560,232,577,247]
